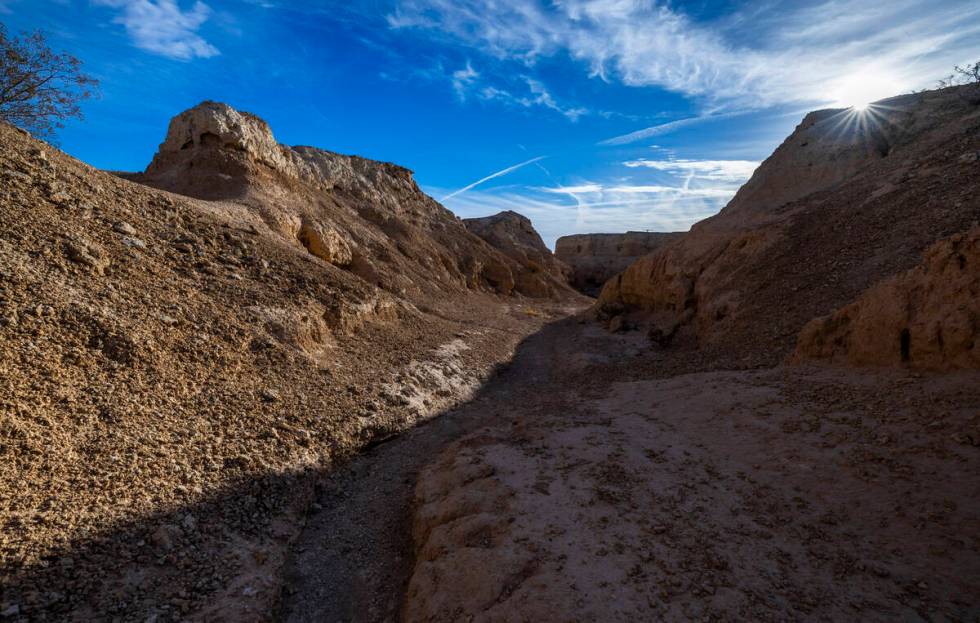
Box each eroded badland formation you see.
[1,86,978,622]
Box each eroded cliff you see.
[0,102,582,621]
[793,226,979,370]
[598,88,980,367]
[555,231,683,296]
[463,210,573,298]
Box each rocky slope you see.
[555,231,682,296]
[793,226,979,370]
[132,101,563,300]
[0,103,580,622]
[598,87,980,368]
[463,210,572,298]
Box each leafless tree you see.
[937,60,980,104]
[0,25,99,138]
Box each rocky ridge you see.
[134,101,565,301]
[598,87,980,367]
[463,210,572,298]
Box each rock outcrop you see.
[463,211,572,297]
[555,231,683,296]
[135,101,567,300]
[0,103,584,621]
[793,226,979,370]
[598,87,980,367]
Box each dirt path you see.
[405,347,980,621]
[276,315,576,622]
[278,317,980,622]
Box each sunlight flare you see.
[831,71,906,110]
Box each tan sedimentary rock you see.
[598,88,980,366]
[137,100,567,300]
[555,231,683,295]
[464,210,573,298]
[0,100,583,621]
[793,226,980,370]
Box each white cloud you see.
[94,0,220,60]
[389,0,980,110]
[540,184,604,195]
[435,153,760,246]
[623,159,759,182]
[435,181,724,248]
[451,62,479,99]
[450,64,590,121]
[524,78,588,121]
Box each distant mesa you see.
[555,231,683,297]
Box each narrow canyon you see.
[2,85,979,623]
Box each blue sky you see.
[4,0,979,246]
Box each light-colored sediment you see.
[597,88,980,367]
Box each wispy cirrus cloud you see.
[437,181,725,247]
[437,152,761,246]
[389,0,980,111]
[599,111,748,145]
[623,159,759,182]
[93,0,219,60]
[451,61,479,99]
[540,184,735,199]
[450,62,589,121]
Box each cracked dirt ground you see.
[279,317,980,622]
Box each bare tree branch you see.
[0,25,99,138]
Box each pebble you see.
[122,237,147,249]
[261,388,280,402]
[2,168,31,182]
[113,221,137,236]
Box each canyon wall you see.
[0,102,581,621]
[793,226,979,370]
[555,231,683,296]
[597,88,980,367]
[135,101,566,301]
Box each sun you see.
[831,72,904,110]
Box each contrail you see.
[441,156,547,201]
[598,111,746,146]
